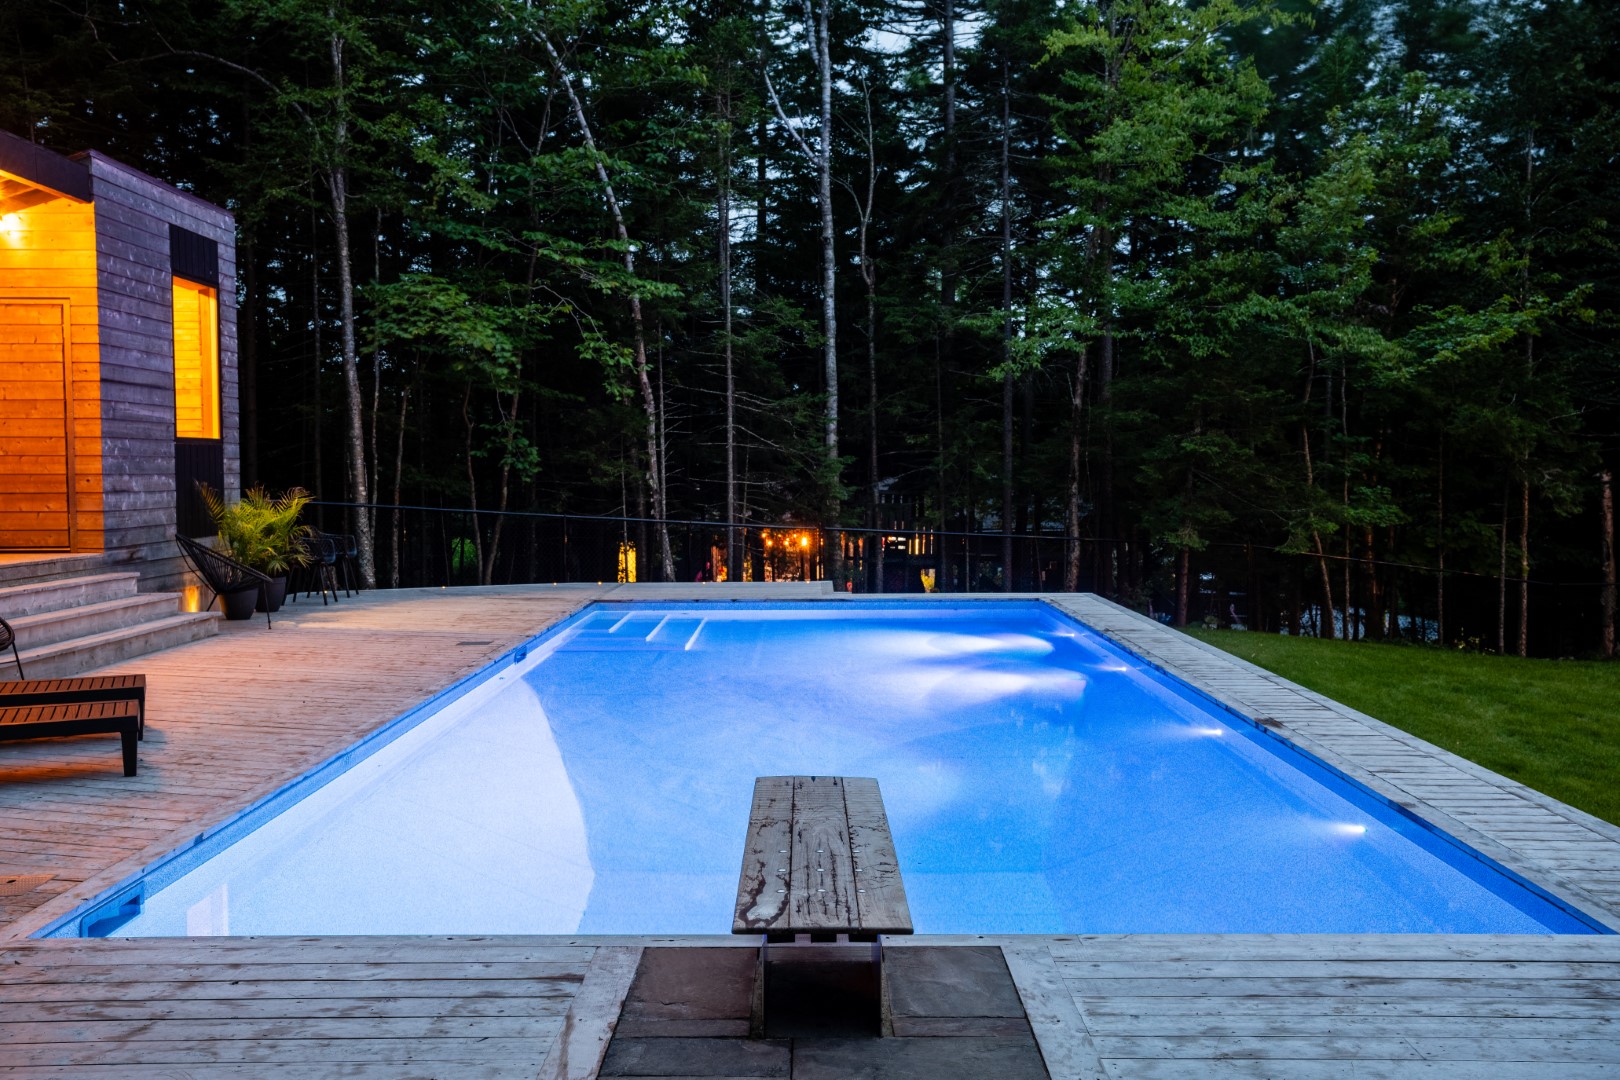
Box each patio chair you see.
[291,532,341,605]
[335,533,361,595]
[0,616,22,678]
[176,534,272,627]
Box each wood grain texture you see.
[0,934,590,1077]
[788,776,859,934]
[842,776,911,935]
[84,152,238,574]
[733,774,912,939]
[1023,933,1620,1079]
[733,776,793,933]
[0,194,101,554]
[535,944,642,1080]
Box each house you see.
[0,128,238,673]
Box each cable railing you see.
[310,501,1074,594]
[306,501,1613,658]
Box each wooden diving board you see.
[734,775,912,943]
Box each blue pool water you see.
[100,601,1604,937]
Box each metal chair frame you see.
[291,533,341,605]
[0,616,23,678]
[176,534,273,628]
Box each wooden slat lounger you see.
[0,701,142,776]
[0,675,146,739]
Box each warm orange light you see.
[800,536,809,549]
[172,277,220,439]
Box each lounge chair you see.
[176,534,272,627]
[0,617,21,678]
[0,701,140,776]
[0,674,146,738]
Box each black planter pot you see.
[221,587,260,621]
[258,576,288,613]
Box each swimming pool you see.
[60,601,1609,937]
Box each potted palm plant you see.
[200,485,314,613]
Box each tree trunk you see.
[719,102,739,581]
[310,209,323,513]
[482,389,520,587]
[461,385,483,584]
[326,26,376,588]
[1602,465,1616,659]
[238,95,259,486]
[1097,327,1115,596]
[536,26,674,579]
[1518,477,1530,657]
[1175,546,1190,627]
[936,338,948,536]
[1064,345,1090,592]
[814,0,841,577]
[1301,418,1336,640]
[240,227,259,486]
[366,209,383,562]
[1437,437,1445,645]
[856,84,881,594]
[389,384,408,589]
[1000,59,1014,593]
[939,0,957,308]
[1498,479,1509,654]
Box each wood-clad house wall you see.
[0,194,103,550]
[85,153,239,592]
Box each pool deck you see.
[0,584,1617,1077]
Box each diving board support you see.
[734,774,913,1035]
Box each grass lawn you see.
[1183,628,1620,828]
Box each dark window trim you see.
[169,224,220,288]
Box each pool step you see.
[646,616,706,650]
[561,612,708,651]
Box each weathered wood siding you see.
[0,194,103,551]
[85,153,237,592]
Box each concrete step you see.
[9,612,222,680]
[0,573,143,619]
[0,553,115,589]
[7,593,190,651]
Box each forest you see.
[1,0,1615,656]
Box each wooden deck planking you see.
[0,935,601,1077]
[999,934,1620,1079]
[0,584,605,938]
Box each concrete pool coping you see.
[0,582,1617,1077]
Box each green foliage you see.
[4,0,1614,635]
[200,485,315,576]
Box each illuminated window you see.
[172,277,220,439]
